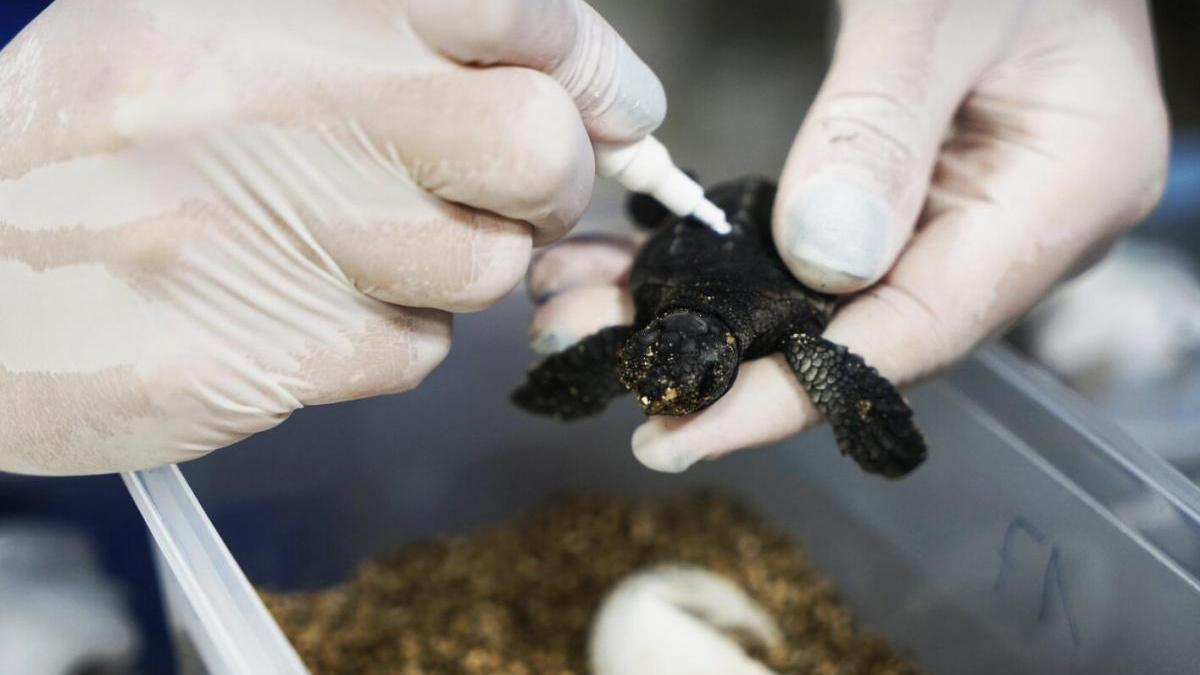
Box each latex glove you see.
[0,0,664,475]
[525,0,1168,472]
[0,524,139,675]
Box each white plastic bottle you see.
[595,137,731,234]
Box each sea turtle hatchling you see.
[512,177,927,478]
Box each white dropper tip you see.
[692,200,733,234]
[594,137,732,235]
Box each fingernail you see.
[530,331,575,355]
[631,422,708,473]
[781,174,892,292]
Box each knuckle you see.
[500,68,593,208]
[814,90,928,172]
[859,282,961,382]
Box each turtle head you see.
[619,311,740,416]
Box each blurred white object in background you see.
[1022,238,1200,470]
[589,564,781,675]
[1025,239,1200,394]
[0,523,140,675]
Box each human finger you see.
[406,0,666,143]
[526,233,638,304]
[773,0,1024,292]
[528,284,634,355]
[349,66,595,244]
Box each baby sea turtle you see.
[512,177,926,478]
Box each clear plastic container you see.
[125,296,1200,675]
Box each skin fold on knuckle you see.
[397,68,593,239]
[801,89,933,204]
[827,282,963,389]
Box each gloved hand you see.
[525,0,1168,472]
[0,0,664,475]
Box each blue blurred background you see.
[0,1,43,41]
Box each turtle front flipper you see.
[512,325,635,419]
[782,332,927,478]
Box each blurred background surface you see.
[0,1,1198,672]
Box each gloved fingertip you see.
[631,421,705,473]
[526,233,637,305]
[562,0,665,143]
[776,174,895,293]
[530,330,577,355]
[584,46,667,142]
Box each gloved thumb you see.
[406,0,666,143]
[773,0,1025,293]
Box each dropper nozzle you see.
[594,137,731,234]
